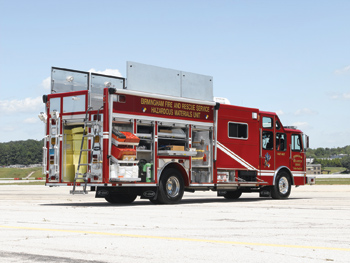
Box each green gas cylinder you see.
[143,163,153,182]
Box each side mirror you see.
[303,134,310,150]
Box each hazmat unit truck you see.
[39,62,315,204]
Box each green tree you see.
[341,156,350,171]
[0,139,43,165]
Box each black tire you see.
[105,193,137,204]
[156,168,184,204]
[223,190,242,199]
[149,198,161,204]
[271,171,291,199]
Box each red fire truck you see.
[39,62,315,204]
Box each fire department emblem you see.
[264,153,271,168]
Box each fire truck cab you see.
[39,62,314,204]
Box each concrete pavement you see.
[0,185,349,262]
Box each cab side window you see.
[276,133,286,151]
[276,120,281,130]
[262,131,273,150]
[291,134,302,151]
[262,117,273,129]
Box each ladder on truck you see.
[71,107,102,194]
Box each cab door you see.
[290,133,305,185]
[275,119,288,171]
[260,115,275,184]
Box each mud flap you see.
[140,188,158,200]
[259,188,271,197]
[217,190,227,196]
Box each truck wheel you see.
[149,198,161,204]
[157,168,184,204]
[223,190,242,199]
[271,171,291,199]
[105,193,137,204]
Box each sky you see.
[0,0,349,148]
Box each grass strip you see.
[316,178,350,185]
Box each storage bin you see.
[72,134,87,151]
[73,152,87,164]
[63,164,75,182]
[122,131,140,143]
[118,166,139,179]
[112,129,126,142]
[72,127,85,134]
[111,145,136,159]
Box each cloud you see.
[330,92,350,100]
[0,96,43,115]
[294,108,317,116]
[41,76,51,90]
[334,65,350,75]
[88,68,122,77]
[0,125,15,132]
[24,117,39,124]
[292,121,310,130]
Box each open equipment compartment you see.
[109,118,141,182]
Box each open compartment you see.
[109,119,141,182]
[136,121,155,182]
[157,122,195,156]
[62,124,87,182]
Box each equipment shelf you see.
[158,150,197,156]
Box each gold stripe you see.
[1,225,349,252]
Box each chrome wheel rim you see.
[166,176,180,198]
[279,176,289,195]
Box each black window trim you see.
[262,116,274,129]
[228,121,248,140]
[276,132,287,152]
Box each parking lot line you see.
[1,225,349,252]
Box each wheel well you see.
[160,163,189,186]
[274,167,294,185]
